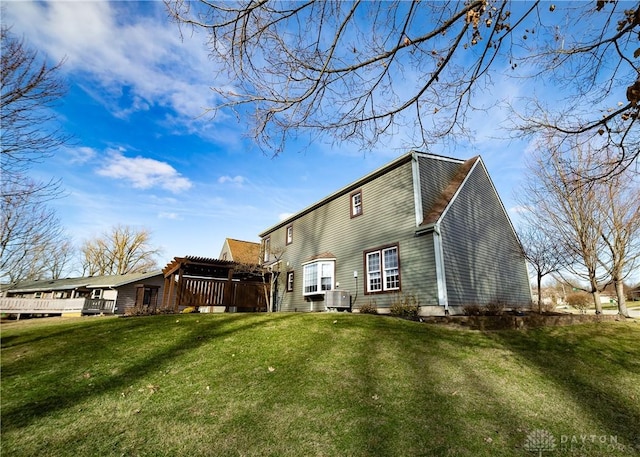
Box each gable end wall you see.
[440,163,531,306]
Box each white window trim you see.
[286,271,294,292]
[351,190,363,217]
[263,237,271,263]
[365,246,400,293]
[286,225,293,245]
[302,258,335,296]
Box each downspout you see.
[432,222,449,314]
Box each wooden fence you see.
[167,277,267,312]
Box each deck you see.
[0,297,116,316]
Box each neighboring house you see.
[219,238,261,264]
[0,271,164,317]
[259,151,532,315]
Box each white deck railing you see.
[0,297,116,315]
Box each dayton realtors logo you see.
[524,429,557,455]
[523,429,637,455]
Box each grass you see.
[1,313,639,456]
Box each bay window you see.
[302,259,335,295]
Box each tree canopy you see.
[80,225,162,276]
[166,0,639,177]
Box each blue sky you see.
[3,1,531,268]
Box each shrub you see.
[565,292,591,314]
[358,301,378,314]
[484,301,506,316]
[462,304,482,316]
[389,294,420,318]
[539,300,557,313]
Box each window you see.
[263,237,271,262]
[365,245,400,293]
[286,225,293,245]
[350,190,363,218]
[286,271,294,292]
[91,289,103,299]
[302,260,335,295]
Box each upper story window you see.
[302,259,335,295]
[350,190,363,218]
[263,237,271,263]
[286,225,293,245]
[365,245,400,293]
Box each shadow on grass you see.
[487,323,640,450]
[0,313,296,431]
[3,314,639,456]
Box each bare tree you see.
[80,225,162,276]
[1,24,69,190]
[513,2,639,180]
[260,242,286,312]
[0,180,72,284]
[522,138,609,313]
[166,1,638,173]
[596,162,640,317]
[517,223,565,312]
[1,24,72,284]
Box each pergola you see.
[162,256,267,312]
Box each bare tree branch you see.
[165,1,638,177]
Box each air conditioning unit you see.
[325,290,350,309]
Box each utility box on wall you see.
[325,290,350,309]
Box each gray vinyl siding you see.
[266,160,438,312]
[114,275,165,314]
[440,163,531,306]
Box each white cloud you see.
[158,212,181,220]
[66,146,97,164]
[218,175,246,185]
[97,150,192,193]
[4,2,229,134]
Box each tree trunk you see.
[615,280,630,318]
[592,290,603,314]
[537,272,543,313]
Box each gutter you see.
[415,222,449,313]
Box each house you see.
[258,151,532,315]
[219,238,261,264]
[0,271,165,317]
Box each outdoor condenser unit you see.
[324,290,351,309]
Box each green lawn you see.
[1,314,639,456]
